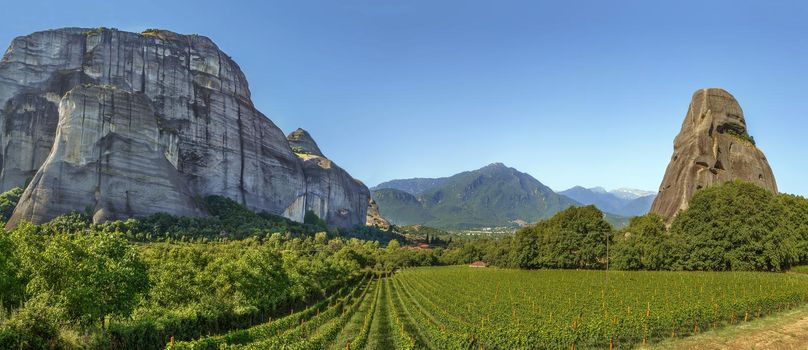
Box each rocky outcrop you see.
[0,28,369,228]
[651,88,777,223]
[287,128,369,228]
[366,198,391,230]
[7,86,202,226]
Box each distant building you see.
[469,261,488,268]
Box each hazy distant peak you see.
[589,186,608,193]
[610,188,656,200]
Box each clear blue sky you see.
[3,1,807,195]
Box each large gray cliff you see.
[0,28,369,228]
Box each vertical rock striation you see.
[0,28,369,228]
[287,128,369,228]
[7,85,202,227]
[366,198,391,230]
[650,88,777,223]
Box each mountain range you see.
[371,163,654,229]
[558,186,656,217]
[371,163,577,229]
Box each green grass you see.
[790,265,808,274]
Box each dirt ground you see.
[644,304,808,350]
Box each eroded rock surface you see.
[8,86,202,226]
[366,198,391,230]
[287,128,369,228]
[0,28,369,228]
[651,88,777,223]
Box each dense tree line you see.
[613,181,808,271]
[432,181,808,273]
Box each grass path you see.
[366,278,396,350]
[327,279,378,350]
[643,303,808,350]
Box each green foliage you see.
[669,181,798,271]
[0,232,23,308]
[102,195,327,242]
[0,294,64,350]
[291,146,310,155]
[11,223,149,325]
[607,181,808,272]
[509,205,612,269]
[84,27,118,36]
[303,210,327,231]
[610,214,669,270]
[381,266,808,349]
[724,128,757,145]
[0,187,22,222]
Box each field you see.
[170,266,808,349]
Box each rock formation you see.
[366,198,391,230]
[0,28,369,228]
[650,88,777,223]
[287,128,369,228]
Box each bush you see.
[0,187,22,222]
[0,294,63,350]
[11,223,149,325]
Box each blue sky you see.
[3,1,807,195]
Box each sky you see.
[2,1,807,195]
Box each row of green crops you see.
[168,266,808,349]
[388,266,808,349]
[169,275,380,349]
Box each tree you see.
[12,224,149,325]
[0,187,22,222]
[304,210,327,231]
[611,214,668,270]
[670,181,798,271]
[510,205,613,269]
[0,232,23,307]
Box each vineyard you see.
[170,266,808,349]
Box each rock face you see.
[366,198,391,230]
[651,88,777,223]
[0,28,369,228]
[287,128,369,228]
[8,86,203,226]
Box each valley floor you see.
[644,303,808,350]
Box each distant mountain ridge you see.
[558,186,656,217]
[371,163,578,229]
[371,178,450,196]
[373,164,652,229]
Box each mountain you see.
[651,88,778,223]
[611,188,656,200]
[372,163,579,229]
[371,178,450,195]
[559,186,655,217]
[1,28,368,228]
